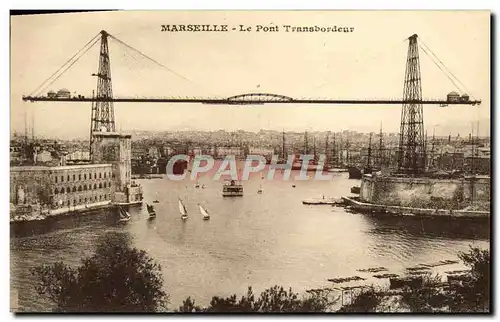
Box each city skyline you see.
[11,11,490,139]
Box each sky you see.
[10,11,490,139]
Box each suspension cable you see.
[108,34,193,83]
[37,37,100,97]
[29,33,101,97]
[419,45,464,94]
[419,39,476,100]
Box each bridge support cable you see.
[419,39,477,100]
[108,34,193,83]
[21,30,482,108]
[28,33,101,97]
[106,32,214,98]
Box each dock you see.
[10,201,114,223]
[342,196,490,219]
[302,197,343,205]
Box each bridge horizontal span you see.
[22,97,481,106]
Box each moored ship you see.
[348,166,363,179]
[222,180,244,197]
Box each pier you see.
[342,196,489,219]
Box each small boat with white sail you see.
[179,198,188,220]
[118,206,131,222]
[199,204,210,220]
[146,203,156,219]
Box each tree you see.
[31,232,169,312]
[337,287,383,313]
[178,285,334,313]
[399,274,447,312]
[447,246,490,312]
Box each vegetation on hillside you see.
[32,235,489,313]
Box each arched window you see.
[84,174,87,180]
[67,175,70,182]
[94,173,97,179]
[83,184,87,191]
[73,174,76,181]
[55,176,58,183]
[99,183,102,189]
[78,186,82,192]
[103,182,107,188]
[61,175,64,182]
[72,186,76,192]
[54,188,58,194]
[79,174,81,180]
[99,172,102,179]
[104,172,107,178]
[66,187,70,193]
[93,184,97,190]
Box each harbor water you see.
[10,170,489,312]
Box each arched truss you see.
[226,93,294,104]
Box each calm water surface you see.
[10,170,490,312]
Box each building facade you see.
[10,164,113,215]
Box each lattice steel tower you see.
[89,30,116,157]
[397,34,425,174]
[91,30,115,132]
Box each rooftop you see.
[11,163,113,172]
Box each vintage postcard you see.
[10,10,490,313]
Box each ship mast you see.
[332,132,337,167]
[424,130,428,170]
[470,121,478,204]
[430,128,435,169]
[324,132,329,166]
[451,133,458,171]
[378,122,383,168]
[313,135,317,160]
[367,133,372,170]
[345,133,350,164]
[282,129,286,159]
[304,131,308,155]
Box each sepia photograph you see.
[9,10,491,313]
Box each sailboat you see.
[198,204,210,220]
[118,206,131,222]
[179,198,188,220]
[146,203,156,219]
